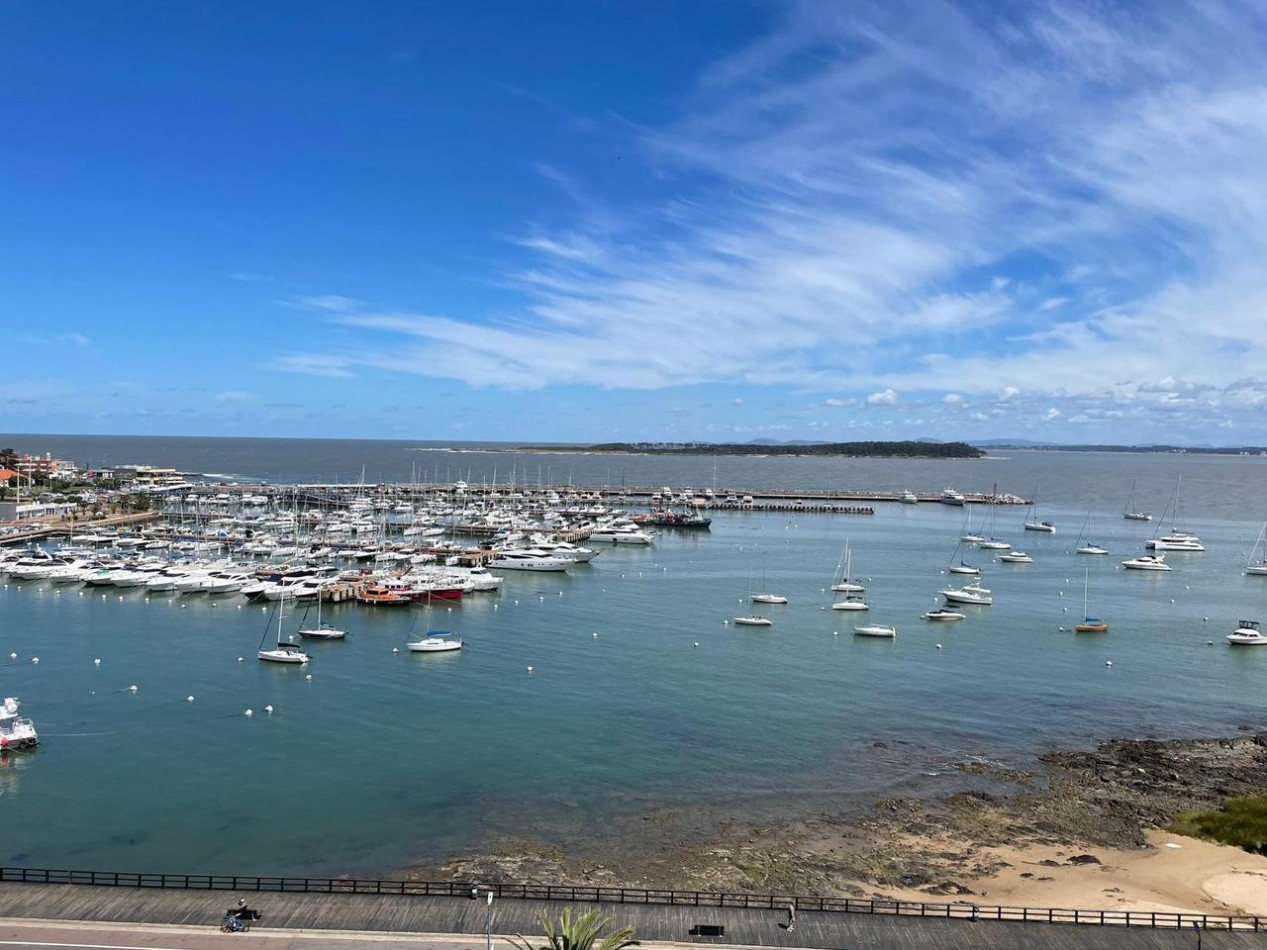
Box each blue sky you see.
[4,0,1267,445]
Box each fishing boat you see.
[258,599,311,664]
[924,608,965,622]
[1123,479,1152,521]
[0,697,38,751]
[1073,568,1108,633]
[940,581,993,605]
[407,631,464,652]
[1227,620,1267,646]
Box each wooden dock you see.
[0,874,1259,950]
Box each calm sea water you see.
[1,436,1266,877]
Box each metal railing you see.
[0,866,1260,931]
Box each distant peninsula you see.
[521,440,983,459]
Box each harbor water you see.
[1,438,1265,876]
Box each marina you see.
[1,441,1266,880]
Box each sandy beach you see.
[417,732,1267,918]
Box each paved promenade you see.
[0,883,1262,950]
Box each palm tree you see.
[508,908,639,950]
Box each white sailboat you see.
[297,591,348,640]
[831,545,869,609]
[1123,478,1152,521]
[258,598,311,664]
[1245,522,1267,577]
[829,541,865,592]
[1072,511,1108,555]
[945,540,981,575]
[750,555,787,604]
[735,557,773,626]
[1022,488,1056,533]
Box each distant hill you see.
[527,441,984,459]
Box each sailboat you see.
[959,507,985,544]
[1245,522,1267,577]
[1022,487,1056,533]
[831,545,869,609]
[978,503,1011,550]
[1073,511,1108,555]
[829,541,866,592]
[1074,568,1108,633]
[734,557,773,626]
[1123,478,1152,521]
[945,539,981,575]
[296,590,348,640]
[258,597,311,664]
[750,555,788,604]
[1145,477,1204,551]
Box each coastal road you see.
[0,884,1263,950]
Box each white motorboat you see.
[487,549,572,572]
[854,623,897,638]
[1121,554,1172,571]
[1227,620,1267,646]
[940,581,993,605]
[588,521,654,544]
[997,551,1033,563]
[924,609,965,622]
[0,697,38,751]
[751,593,788,604]
[1146,533,1205,552]
[899,490,919,504]
[733,615,773,627]
[939,488,966,506]
[407,632,464,652]
[528,536,601,562]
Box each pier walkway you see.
[0,873,1260,950]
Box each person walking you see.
[786,900,796,932]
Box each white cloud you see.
[865,388,898,407]
[1045,407,1061,420]
[268,0,1267,440]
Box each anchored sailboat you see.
[1074,568,1108,633]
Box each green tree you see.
[509,909,639,950]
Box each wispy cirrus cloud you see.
[273,0,1267,440]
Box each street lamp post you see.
[485,890,494,950]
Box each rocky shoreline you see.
[399,730,1267,901]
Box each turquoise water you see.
[1,446,1266,876]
